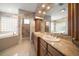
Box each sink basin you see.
[43,35,61,42]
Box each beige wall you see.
[41,20,45,32]
[30,19,35,32]
[19,9,35,40]
[0,17,1,31]
[44,15,51,32]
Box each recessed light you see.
[42,4,45,8]
[38,10,42,14]
[61,9,65,13]
[43,11,46,14]
[47,6,50,10]
[7,9,12,12]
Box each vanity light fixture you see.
[43,11,46,14]
[35,16,44,19]
[42,4,45,8]
[47,6,50,10]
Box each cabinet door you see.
[40,38,47,48]
[48,44,63,56]
[47,52,52,56]
[40,43,47,56]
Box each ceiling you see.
[0,3,38,14]
[47,3,68,20]
[0,3,68,20]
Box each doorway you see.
[22,18,30,40]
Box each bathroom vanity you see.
[32,32,79,56]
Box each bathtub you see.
[0,32,18,39]
[0,32,19,51]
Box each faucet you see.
[70,36,76,42]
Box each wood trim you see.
[71,3,74,37]
[68,3,72,36]
[75,4,79,40]
[35,19,42,32]
[68,3,79,40]
[68,3,75,38]
[37,37,40,56]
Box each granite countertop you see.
[34,32,79,56]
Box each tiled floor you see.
[0,38,36,56]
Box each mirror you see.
[45,3,68,35]
[50,17,68,34]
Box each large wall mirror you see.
[46,3,68,35]
[50,17,68,34]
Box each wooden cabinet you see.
[68,3,79,41]
[39,38,48,56]
[32,33,64,56]
[39,38,63,56]
[48,44,63,56]
[40,43,47,56]
[33,32,79,56]
[32,33,39,55]
[35,19,42,32]
[40,38,47,48]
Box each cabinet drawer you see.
[48,45,63,56]
[47,52,52,56]
[40,38,47,48]
[40,43,47,56]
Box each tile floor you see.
[0,38,36,56]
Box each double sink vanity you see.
[32,32,79,56]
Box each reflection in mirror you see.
[51,17,68,34]
[45,21,50,32]
[46,3,68,35]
